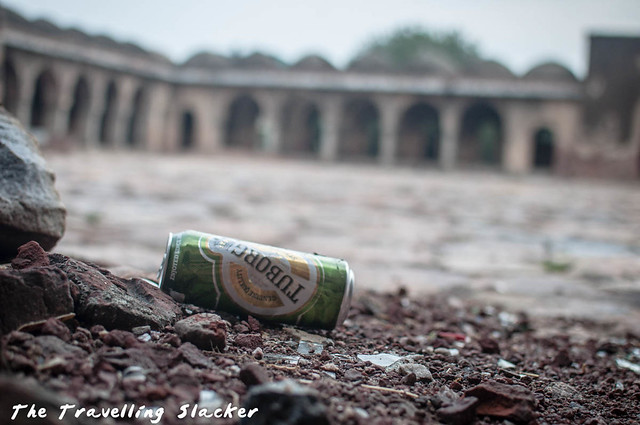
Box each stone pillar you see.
[205,93,231,153]
[439,101,462,170]
[144,82,172,152]
[14,62,37,126]
[83,75,107,149]
[377,96,404,165]
[51,68,79,140]
[319,95,341,161]
[256,92,283,153]
[111,78,136,148]
[502,101,533,174]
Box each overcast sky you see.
[3,0,639,77]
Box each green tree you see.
[351,26,481,70]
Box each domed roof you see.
[31,18,58,34]
[292,54,336,71]
[183,52,232,69]
[347,52,396,73]
[234,52,286,69]
[465,59,515,79]
[524,62,577,81]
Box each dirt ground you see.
[46,150,640,325]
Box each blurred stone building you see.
[1,7,638,179]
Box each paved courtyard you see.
[46,151,640,323]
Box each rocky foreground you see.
[1,242,639,424]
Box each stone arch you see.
[340,98,380,159]
[67,76,90,139]
[180,109,196,150]
[225,94,260,149]
[2,58,19,114]
[458,102,503,166]
[397,102,440,163]
[99,80,117,146]
[280,97,321,155]
[126,86,147,147]
[30,69,57,129]
[532,127,555,170]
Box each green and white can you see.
[157,230,354,329]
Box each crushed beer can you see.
[157,230,354,329]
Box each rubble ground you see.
[1,243,639,424]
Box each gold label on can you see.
[199,234,320,316]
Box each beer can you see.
[157,230,354,329]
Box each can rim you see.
[156,232,174,289]
[335,264,354,327]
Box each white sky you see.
[3,0,640,77]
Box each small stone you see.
[158,333,181,347]
[234,333,263,350]
[344,369,363,381]
[321,362,340,373]
[40,318,71,342]
[247,315,261,332]
[546,382,582,400]
[242,380,329,425]
[465,381,536,423]
[100,330,141,348]
[386,357,432,381]
[252,347,263,360]
[234,323,250,333]
[137,333,152,343]
[479,337,500,354]
[174,313,227,351]
[239,362,270,387]
[132,325,151,336]
[401,372,417,386]
[437,396,479,425]
[178,342,213,368]
[553,348,572,367]
[89,324,106,338]
[11,241,51,270]
[435,347,458,357]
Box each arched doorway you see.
[459,102,503,167]
[30,69,57,130]
[99,81,117,146]
[181,110,196,150]
[398,102,440,164]
[340,98,379,160]
[532,128,554,170]
[280,97,321,156]
[67,77,90,140]
[225,95,260,149]
[2,59,18,114]
[126,87,146,147]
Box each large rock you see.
[0,108,66,261]
[48,252,183,330]
[0,266,74,334]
